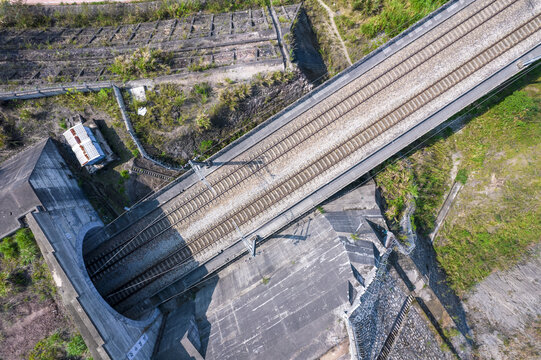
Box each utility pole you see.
[232,220,257,257]
[189,160,216,196]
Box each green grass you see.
[359,0,447,38]
[66,334,88,357]
[0,0,297,29]
[375,135,452,233]
[435,80,541,293]
[329,0,448,62]
[127,71,297,164]
[0,229,56,301]
[29,331,88,360]
[59,88,120,123]
[120,169,130,179]
[455,168,468,184]
[375,72,541,293]
[109,47,172,81]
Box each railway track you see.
[88,0,505,279]
[131,165,175,181]
[86,0,525,279]
[92,1,540,307]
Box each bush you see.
[198,140,213,153]
[28,332,63,360]
[120,170,130,179]
[192,83,211,104]
[109,47,172,80]
[196,113,211,131]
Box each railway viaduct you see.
[8,0,539,358]
[86,0,541,319]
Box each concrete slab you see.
[153,181,388,359]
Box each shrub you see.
[0,272,11,297]
[28,332,63,360]
[109,47,172,80]
[193,82,211,104]
[455,168,468,184]
[196,113,211,131]
[58,119,67,130]
[198,140,213,153]
[0,236,19,260]
[14,228,39,265]
[120,170,130,179]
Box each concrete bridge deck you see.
[85,0,541,318]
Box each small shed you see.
[63,123,105,166]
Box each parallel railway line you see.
[84,0,540,307]
[86,0,519,280]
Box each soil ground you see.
[464,244,541,360]
[0,297,72,359]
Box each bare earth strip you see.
[19,0,132,4]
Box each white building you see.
[63,123,106,166]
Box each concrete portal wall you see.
[23,140,163,360]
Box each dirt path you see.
[315,0,353,66]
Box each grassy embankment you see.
[126,71,297,166]
[0,0,296,29]
[303,0,351,77]
[332,0,448,62]
[436,74,541,293]
[375,69,541,293]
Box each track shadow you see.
[152,276,219,360]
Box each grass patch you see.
[0,0,298,29]
[328,0,448,62]
[109,47,172,81]
[375,135,452,233]
[455,168,468,184]
[262,276,270,285]
[0,229,56,301]
[435,80,541,293]
[127,70,298,165]
[29,331,89,360]
[59,88,121,123]
[303,0,350,76]
[375,71,541,293]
